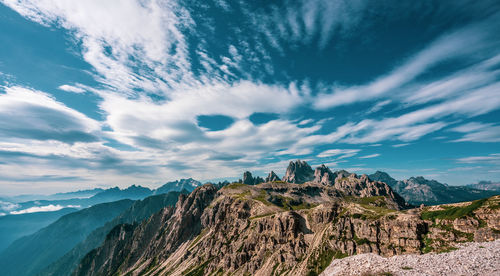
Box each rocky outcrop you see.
[314,164,336,186]
[242,171,264,185]
[265,171,281,182]
[74,177,500,276]
[283,160,314,184]
[369,172,499,206]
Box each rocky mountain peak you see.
[282,160,314,184]
[265,171,281,182]
[369,171,398,187]
[313,164,336,186]
[242,171,264,185]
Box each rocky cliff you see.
[74,179,500,276]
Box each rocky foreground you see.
[321,239,500,276]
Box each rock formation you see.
[265,171,281,182]
[72,161,500,276]
[313,164,336,186]
[282,160,314,184]
[242,171,264,185]
[74,180,500,276]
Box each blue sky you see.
[0,0,499,195]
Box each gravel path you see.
[321,240,500,276]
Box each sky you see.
[0,0,499,195]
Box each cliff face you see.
[74,181,500,276]
[74,185,217,276]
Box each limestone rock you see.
[282,160,314,184]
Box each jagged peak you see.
[282,159,314,184]
[265,171,281,182]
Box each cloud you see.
[359,153,380,159]
[317,149,360,158]
[10,204,80,215]
[313,14,500,109]
[392,143,410,148]
[0,86,101,144]
[58,84,86,93]
[450,122,500,142]
[0,200,20,212]
[456,153,500,164]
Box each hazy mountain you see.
[0,200,134,276]
[369,171,499,205]
[0,189,105,204]
[154,178,201,194]
[466,180,500,191]
[40,191,186,276]
[0,208,77,252]
[5,185,154,216]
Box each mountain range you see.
[1,160,499,275]
[0,179,202,252]
[368,171,499,206]
[0,191,187,276]
[71,160,500,276]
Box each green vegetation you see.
[249,212,275,220]
[138,257,158,276]
[273,195,317,211]
[253,190,272,206]
[225,182,247,189]
[401,266,413,270]
[421,198,487,221]
[234,190,251,200]
[353,234,370,245]
[188,228,209,250]
[307,248,346,276]
[183,258,213,276]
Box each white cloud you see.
[359,153,380,159]
[456,153,500,164]
[0,200,20,212]
[313,16,500,110]
[9,204,79,214]
[392,143,410,148]
[0,86,101,143]
[451,122,500,142]
[58,84,86,93]
[317,149,360,158]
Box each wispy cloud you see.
[451,122,500,142]
[456,153,500,164]
[317,149,360,158]
[58,84,86,93]
[359,153,380,159]
[313,13,500,109]
[0,86,101,144]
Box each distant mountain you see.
[49,188,105,200]
[0,200,134,276]
[155,178,201,194]
[7,185,153,215]
[1,188,104,203]
[369,171,499,205]
[90,185,152,201]
[0,208,77,252]
[39,191,186,276]
[466,180,500,191]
